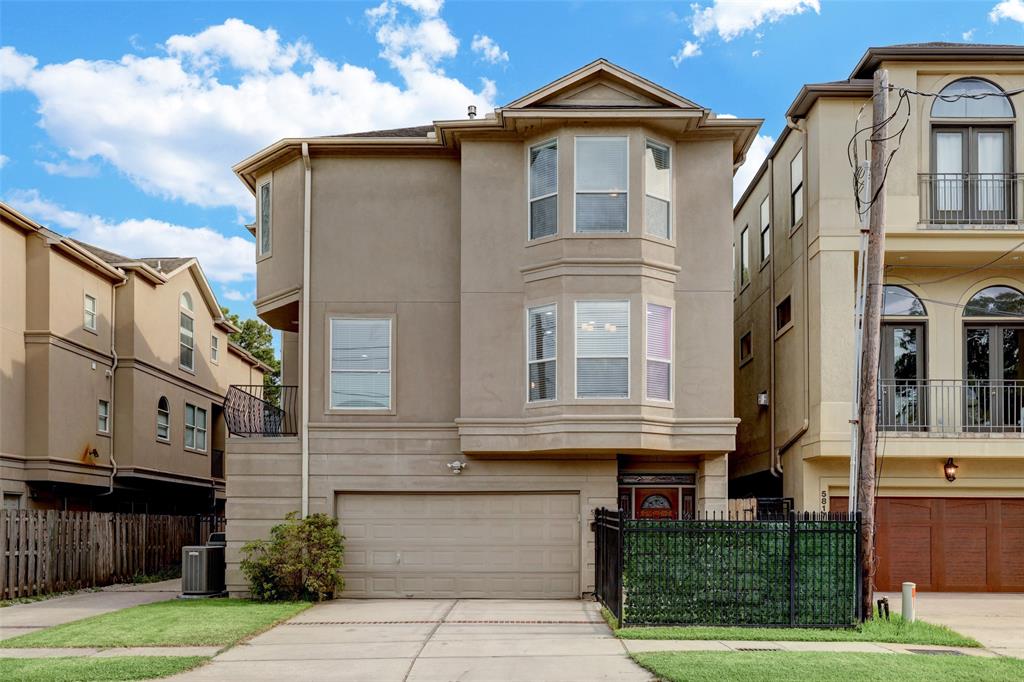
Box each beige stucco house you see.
[224,60,760,598]
[731,44,1024,592]
[1,203,266,514]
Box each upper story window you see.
[97,399,110,433]
[759,196,771,262]
[179,292,194,371]
[576,300,629,398]
[527,304,556,402]
[83,293,97,331]
[258,181,272,256]
[575,137,628,233]
[738,226,750,288]
[529,140,558,240]
[330,318,392,410]
[156,396,170,441]
[739,331,753,363]
[883,285,927,316]
[964,285,1024,317]
[644,140,671,239]
[645,304,672,401]
[211,335,220,363]
[185,403,207,451]
[931,78,1014,119]
[790,149,804,227]
[776,296,793,333]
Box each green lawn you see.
[0,599,311,648]
[0,656,208,682]
[615,613,979,647]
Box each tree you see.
[221,307,281,389]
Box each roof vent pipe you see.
[467,105,477,119]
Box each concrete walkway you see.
[170,599,653,681]
[878,591,1024,659]
[0,579,181,641]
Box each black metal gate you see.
[593,508,623,623]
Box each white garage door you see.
[337,492,580,598]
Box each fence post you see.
[855,511,864,622]
[788,510,797,626]
[617,508,625,627]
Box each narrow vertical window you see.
[646,304,672,401]
[759,196,771,262]
[330,318,392,409]
[529,140,558,239]
[185,403,207,451]
[575,137,628,233]
[776,296,793,332]
[211,335,219,363]
[97,399,110,433]
[84,294,97,331]
[258,181,271,256]
[576,301,629,398]
[790,149,804,227]
[644,140,671,238]
[156,397,170,441]
[179,293,194,371]
[527,304,557,401]
[739,227,750,287]
[739,332,753,363]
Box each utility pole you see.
[858,68,888,621]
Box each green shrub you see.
[241,512,345,601]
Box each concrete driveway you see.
[879,591,1024,658]
[172,599,651,681]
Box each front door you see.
[965,324,1024,431]
[880,323,926,430]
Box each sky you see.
[2,0,1023,324]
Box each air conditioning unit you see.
[181,544,225,596]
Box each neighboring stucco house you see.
[731,43,1024,592]
[1,202,266,513]
[224,60,760,597]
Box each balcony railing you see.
[879,379,1024,435]
[918,173,1023,228]
[224,385,298,437]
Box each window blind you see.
[330,318,391,409]
[576,137,628,233]
[259,182,271,254]
[528,304,556,401]
[530,140,558,239]
[646,304,671,401]
[576,301,629,398]
[179,313,194,370]
[645,140,671,238]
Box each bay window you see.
[575,137,628,233]
[576,301,629,398]
[527,304,556,401]
[529,140,558,239]
[646,304,672,401]
[644,140,671,238]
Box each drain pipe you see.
[767,154,779,478]
[300,143,311,518]
[99,275,127,497]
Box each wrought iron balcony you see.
[224,384,298,437]
[879,379,1024,435]
[918,173,1023,228]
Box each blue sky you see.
[2,0,1023,323]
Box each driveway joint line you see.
[402,599,458,682]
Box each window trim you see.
[257,178,272,259]
[738,331,754,367]
[739,225,750,290]
[526,303,558,404]
[156,397,170,443]
[759,195,771,265]
[97,399,110,435]
[327,315,394,413]
[643,137,672,240]
[527,138,558,242]
[574,299,631,400]
[644,302,672,403]
[573,135,630,235]
[83,293,97,333]
[184,402,208,453]
[210,334,220,364]
[790,148,804,232]
[775,295,794,339]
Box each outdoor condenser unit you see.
[181,543,226,596]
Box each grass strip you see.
[0,655,208,682]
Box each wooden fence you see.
[1,510,224,600]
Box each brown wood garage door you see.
[832,497,1024,592]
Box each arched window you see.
[883,285,927,316]
[156,397,170,441]
[180,292,193,312]
[931,79,1014,118]
[964,285,1024,317]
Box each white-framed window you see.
[759,196,771,262]
[211,335,219,363]
[156,396,170,441]
[739,226,750,287]
[644,139,671,239]
[529,139,558,240]
[179,293,194,371]
[575,136,628,233]
[646,304,672,401]
[84,294,97,331]
[97,399,110,433]
[576,300,629,398]
[185,403,207,451]
[258,181,271,256]
[790,149,804,227]
[330,318,392,410]
[527,304,557,402]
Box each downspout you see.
[300,143,311,518]
[766,154,779,478]
[99,274,128,496]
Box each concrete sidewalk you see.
[0,579,180,641]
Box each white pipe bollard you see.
[902,582,916,622]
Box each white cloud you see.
[961,28,976,41]
[671,40,703,66]
[37,159,100,178]
[990,0,1024,23]
[471,34,509,65]
[5,189,255,283]
[222,288,251,302]
[0,154,8,169]
[751,49,762,57]
[691,0,821,42]
[733,133,775,205]
[2,9,495,211]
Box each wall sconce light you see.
[757,391,769,408]
[447,460,467,475]
[943,457,958,483]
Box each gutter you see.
[300,142,312,517]
[98,274,128,497]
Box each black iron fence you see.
[594,509,861,628]
[224,385,298,436]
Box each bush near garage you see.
[241,512,345,601]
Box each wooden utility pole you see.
[858,68,888,620]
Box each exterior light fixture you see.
[447,460,467,475]
[943,457,958,483]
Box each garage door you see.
[336,492,581,598]
[832,497,1024,592]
